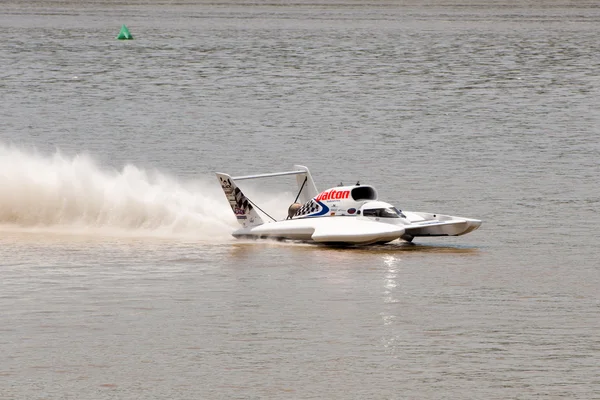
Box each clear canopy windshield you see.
[362,207,403,218]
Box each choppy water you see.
[1,1,599,399]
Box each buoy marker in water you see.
[116,24,134,40]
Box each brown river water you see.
[1,1,599,399]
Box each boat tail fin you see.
[216,173,264,228]
[293,165,319,204]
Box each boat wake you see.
[0,144,285,240]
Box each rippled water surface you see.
[1,1,599,399]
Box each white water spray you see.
[0,145,249,240]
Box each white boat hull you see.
[233,217,406,245]
[401,212,482,241]
[216,165,481,246]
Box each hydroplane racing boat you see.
[217,165,481,245]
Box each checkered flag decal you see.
[294,200,321,217]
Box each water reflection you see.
[382,255,400,327]
[228,238,480,256]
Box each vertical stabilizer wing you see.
[293,165,318,204]
[216,173,264,228]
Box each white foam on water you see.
[0,144,290,241]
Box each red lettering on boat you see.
[315,189,350,202]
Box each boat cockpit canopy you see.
[362,206,403,218]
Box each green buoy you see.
[116,24,134,40]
